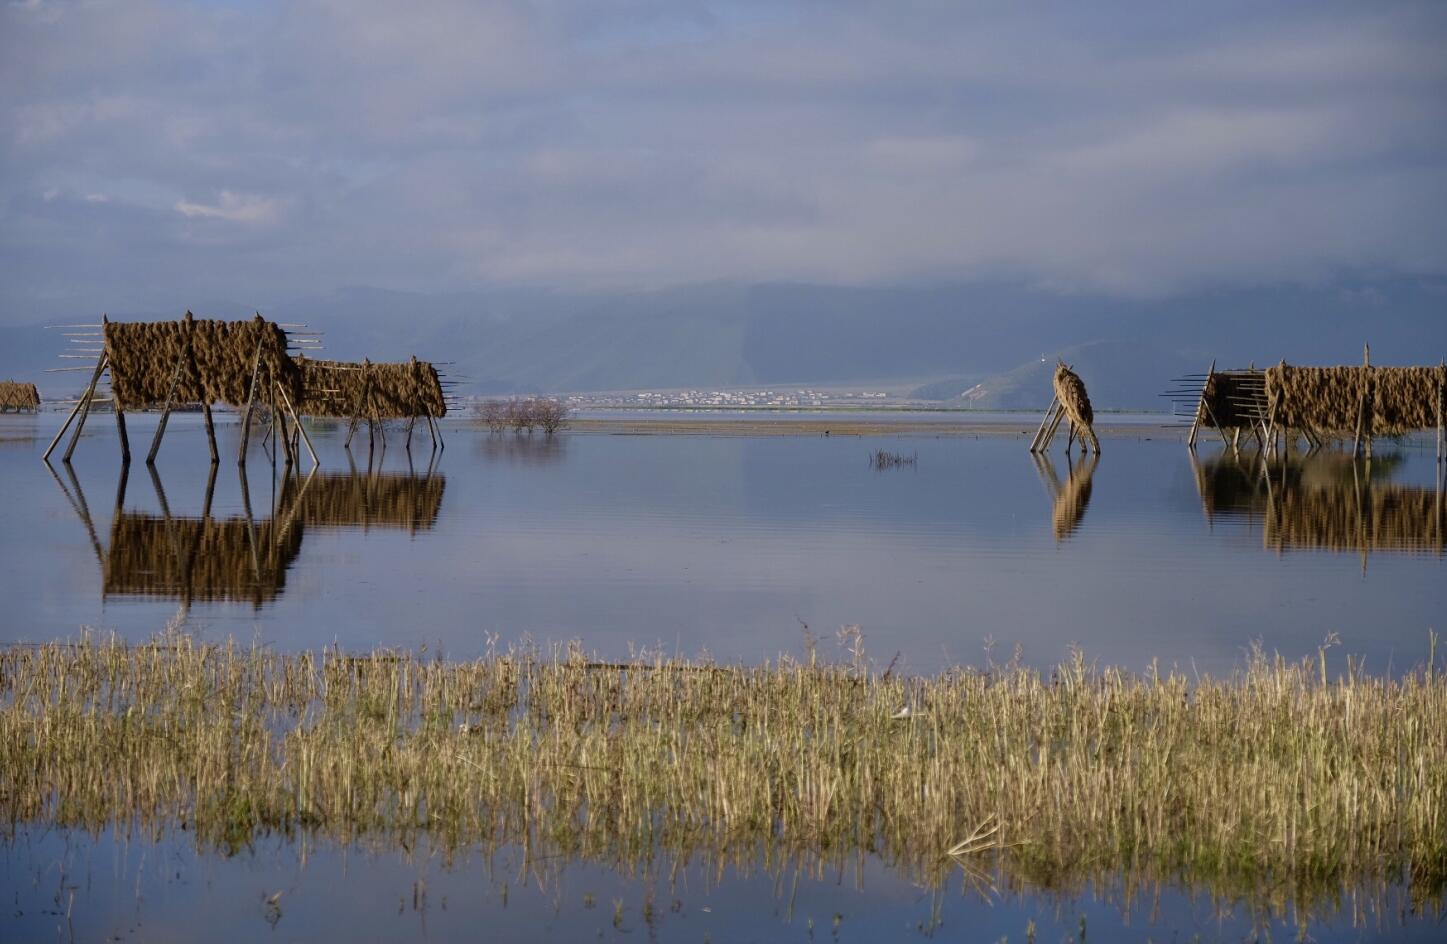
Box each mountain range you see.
[2,277,1443,410]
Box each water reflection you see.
[1032,452,1098,540]
[476,432,567,465]
[46,458,447,607]
[1193,451,1445,558]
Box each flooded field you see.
[2,411,1445,941]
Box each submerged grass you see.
[2,635,1445,922]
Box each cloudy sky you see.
[3,1,1445,321]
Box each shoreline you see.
[567,415,1188,438]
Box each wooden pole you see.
[1029,397,1059,453]
[62,354,109,463]
[1187,360,1215,450]
[113,394,130,462]
[1363,343,1373,460]
[1041,402,1067,452]
[1436,361,1443,465]
[202,402,219,464]
[275,381,319,469]
[100,317,131,462]
[44,354,107,461]
[237,338,264,464]
[146,348,189,466]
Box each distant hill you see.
[910,340,1204,410]
[2,277,1443,406]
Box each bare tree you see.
[534,398,570,435]
[507,397,534,433]
[473,399,509,433]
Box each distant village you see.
[565,387,895,409]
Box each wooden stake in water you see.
[44,354,107,461]
[146,349,189,466]
[237,337,264,465]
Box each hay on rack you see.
[278,472,446,531]
[0,380,41,412]
[1052,361,1100,452]
[297,356,446,419]
[1265,364,1446,438]
[1198,370,1266,430]
[103,513,304,606]
[104,313,300,410]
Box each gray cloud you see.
[3,0,1445,319]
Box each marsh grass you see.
[2,635,1445,924]
[870,449,917,469]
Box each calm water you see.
[2,412,1442,674]
[3,411,1445,941]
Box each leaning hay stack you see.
[297,356,446,419]
[104,513,304,606]
[0,381,41,412]
[1052,362,1100,452]
[1265,364,1445,438]
[104,313,300,409]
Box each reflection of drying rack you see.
[46,454,443,610]
[1031,452,1099,541]
[1189,450,1445,571]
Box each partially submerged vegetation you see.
[2,635,1444,923]
[474,397,570,434]
[870,449,917,469]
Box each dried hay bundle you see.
[1052,361,1099,451]
[103,513,304,605]
[278,472,446,531]
[297,356,446,419]
[0,380,41,411]
[104,313,300,410]
[1265,364,1445,437]
[1198,370,1266,429]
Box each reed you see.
[2,635,1444,921]
[870,450,917,469]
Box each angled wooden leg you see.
[237,339,263,464]
[146,350,189,466]
[202,402,219,464]
[56,354,108,463]
[113,405,130,462]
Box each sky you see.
[3,0,1446,322]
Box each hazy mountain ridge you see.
[3,278,1442,409]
